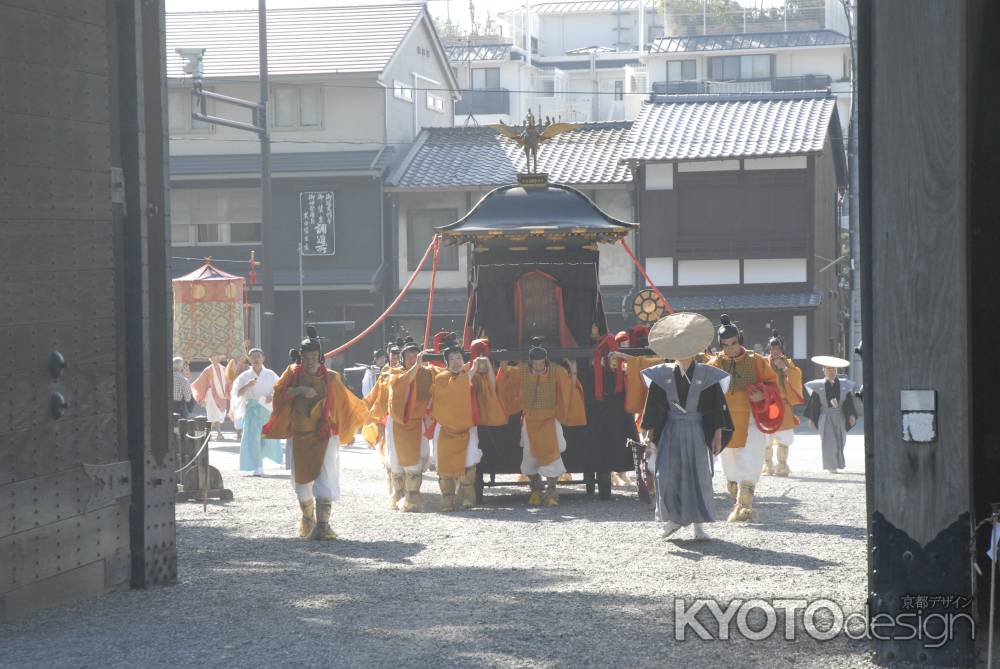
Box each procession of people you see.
[175,311,859,542]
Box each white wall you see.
[396,191,473,290]
[382,18,457,145]
[743,258,808,284]
[594,189,634,286]
[536,10,661,55]
[792,314,808,359]
[168,79,386,156]
[644,256,674,286]
[775,48,847,79]
[678,259,740,286]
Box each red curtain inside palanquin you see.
[513,270,578,348]
[463,249,609,352]
[172,260,246,361]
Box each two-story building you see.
[165,3,459,364]
[622,90,848,363]
[383,122,637,340]
[642,29,852,130]
[451,0,664,125]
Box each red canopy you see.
[172,259,246,362]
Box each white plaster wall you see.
[743,258,808,283]
[396,191,473,290]
[678,259,740,286]
[775,48,848,79]
[743,156,808,170]
[678,160,740,173]
[644,256,674,286]
[382,19,457,144]
[536,10,661,55]
[168,79,386,156]
[595,188,634,286]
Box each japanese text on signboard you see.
[300,191,335,255]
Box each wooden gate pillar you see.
[861,1,989,664]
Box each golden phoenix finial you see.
[487,113,582,174]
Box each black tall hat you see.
[717,314,741,343]
[527,336,548,361]
[767,329,785,352]
[401,336,421,354]
[299,326,323,355]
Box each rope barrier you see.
[423,235,442,348]
[619,237,674,315]
[174,430,212,475]
[324,236,437,358]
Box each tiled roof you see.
[387,123,633,189]
[170,149,394,176]
[649,30,849,54]
[623,91,837,162]
[166,4,426,78]
[655,291,822,312]
[445,43,512,62]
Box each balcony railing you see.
[455,88,510,116]
[652,74,833,96]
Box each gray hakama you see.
[804,377,858,471]
[641,363,731,526]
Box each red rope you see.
[619,237,674,315]
[423,235,441,348]
[324,237,438,358]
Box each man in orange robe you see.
[496,343,586,507]
[429,342,507,511]
[707,315,779,522]
[762,330,804,477]
[386,341,436,512]
[363,353,401,508]
[263,335,368,540]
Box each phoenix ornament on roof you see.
[488,111,582,175]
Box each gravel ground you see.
[0,433,983,669]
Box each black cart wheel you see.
[597,471,612,500]
[475,470,485,504]
[584,471,596,496]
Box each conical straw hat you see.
[647,312,714,360]
[811,355,850,368]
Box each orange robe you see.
[707,350,778,448]
[429,370,506,478]
[263,364,367,484]
[361,365,395,453]
[766,355,805,431]
[496,363,586,467]
[387,366,435,468]
[620,354,662,415]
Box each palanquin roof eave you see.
[436,182,637,245]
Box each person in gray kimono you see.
[640,312,733,540]
[803,356,858,472]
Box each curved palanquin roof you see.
[436,177,636,247]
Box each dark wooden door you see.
[0,1,132,620]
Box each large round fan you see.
[630,288,666,323]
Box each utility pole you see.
[176,0,275,362]
[842,0,862,382]
[258,0,275,365]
